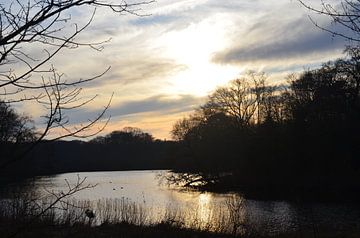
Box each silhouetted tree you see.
[171,113,204,142]
[91,127,154,144]
[168,73,280,186]
[285,54,360,125]
[172,72,274,144]
[206,72,268,127]
[0,100,36,143]
[168,52,360,197]
[261,87,286,123]
[0,0,152,169]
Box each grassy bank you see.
[2,221,360,238]
[1,222,234,238]
[0,193,244,237]
[0,193,359,238]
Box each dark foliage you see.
[1,127,174,178]
[91,127,154,145]
[0,100,38,172]
[0,100,37,143]
[169,48,360,200]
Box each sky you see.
[19,0,350,140]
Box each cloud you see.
[131,14,181,26]
[214,20,345,64]
[75,57,187,92]
[213,13,348,66]
[37,94,205,139]
[106,58,187,85]
[109,94,204,116]
[59,94,204,125]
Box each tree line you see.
[168,47,360,199]
[0,121,173,178]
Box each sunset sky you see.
[24,0,348,139]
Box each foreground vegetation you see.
[0,194,243,237]
[3,223,360,238]
[1,193,359,238]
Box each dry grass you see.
[0,194,358,238]
[0,193,248,236]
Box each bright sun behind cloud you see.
[157,15,241,96]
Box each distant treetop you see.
[90,127,154,144]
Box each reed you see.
[0,194,248,236]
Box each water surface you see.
[18,170,360,234]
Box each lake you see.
[4,170,360,235]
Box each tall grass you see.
[0,193,249,236]
[94,198,148,226]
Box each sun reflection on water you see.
[198,193,212,221]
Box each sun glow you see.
[197,193,213,222]
[158,16,241,96]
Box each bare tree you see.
[160,171,220,188]
[0,0,153,168]
[171,113,203,141]
[298,0,360,42]
[0,3,154,237]
[207,72,267,127]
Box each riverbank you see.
[2,195,359,238]
[2,222,360,238]
[2,222,232,238]
[163,171,360,203]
